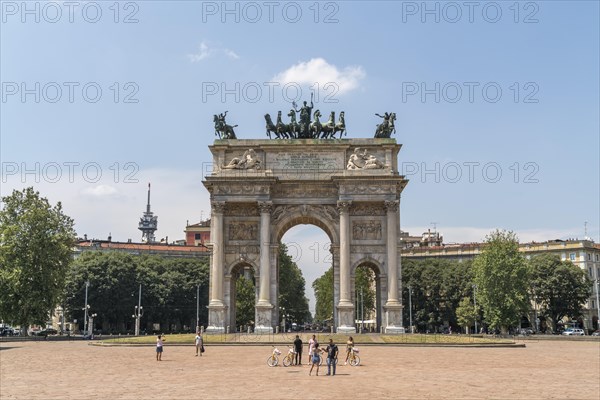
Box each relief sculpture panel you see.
[228,222,258,241]
[352,220,382,240]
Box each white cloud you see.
[187,40,239,63]
[81,184,118,197]
[272,58,366,95]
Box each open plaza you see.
[1,338,599,399]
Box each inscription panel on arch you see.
[266,151,344,171]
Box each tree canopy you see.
[0,188,75,331]
[278,244,311,324]
[529,254,591,331]
[312,266,334,322]
[64,251,209,333]
[402,258,473,332]
[473,230,529,334]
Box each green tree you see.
[473,230,529,334]
[313,266,333,322]
[355,266,376,322]
[456,296,479,334]
[529,254,591,331]
[402,259,473,332]
[0,188,75,333]
[64,252,209,333]
[278,244,310,324]
[235,272,255,327]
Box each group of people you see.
[155,332,205,361]
[293,334,355,376]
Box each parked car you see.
[561,328,585,336]
[36,328,58,336]
[591,330,600,336]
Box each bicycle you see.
[346,347,360,366]
[282,346,297,367]
[267,346,281,367]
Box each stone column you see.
[209,201,225,306]
[338,200,352,306]
[207,201,226,333]
[337,201,354,333]
[255,201,273,333]
[384,200,404,333]
[385,200,400,305]
[257,201,272,306]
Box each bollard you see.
[275,326,279,334]
[200,326,204,334]
[247,326,251,334]
[226,326,230,334]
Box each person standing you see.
[325,339,339,376]
[195,332,204,357]
[344,336,354,365]
[156,335,165,361]
[309,346,321,376]
[308,335,318,364]
[293,335,303,365]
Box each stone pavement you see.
[1,340,598,399]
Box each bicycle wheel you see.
[267,355,278,367]
[283,354,293,367]
[349,355,360,366]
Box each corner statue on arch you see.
[213,102,396,139]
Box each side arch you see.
[351,257,385,332]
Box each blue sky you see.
[1,1,599,311]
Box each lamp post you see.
[196,284,200,332]
[408,286,413,334]
[360,287,364,333]
[83,281,89,337]
[132,284,143,336]
[88,312,97,338]
[280,307,286,333]
[473,284,478,334]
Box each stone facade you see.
[202,139,408,333]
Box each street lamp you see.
[88,313,97,338]
[83,281,89,337]
[196,284,200,332]
[132,305,144,336]
[408,286,413,334]
[473,284,478,334]
[280,307,286,333]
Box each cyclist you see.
[344,336,354,365]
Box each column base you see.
[255,303,274,333]
[207,303,227,333]
[336,303,355,333]
[384,303,404,334]
[205,325,226,334]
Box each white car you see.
[562,328,585,336]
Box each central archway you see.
[278,221,334,332]
[203,138,408,333]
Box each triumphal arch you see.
[203,111,408,333]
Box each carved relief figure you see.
[346,148,384,170]
[229,222,258,241]
[223,149,261,170]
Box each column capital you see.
[384,200,399,213]
[257,201,273,214]
[211,201,226,214]
[337,200,352,214]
